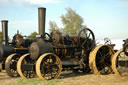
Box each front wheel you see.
[5,53,21,77]
[17,53,36,79]
[36,53,62,80]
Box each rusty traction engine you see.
[16,7,115,80]
[0,20,33,77]
[111,39,128,76]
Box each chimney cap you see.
[1,20,8,22]
[38,7,46,9]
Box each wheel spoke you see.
[87,32,91,38]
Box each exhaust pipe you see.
[1,20,8,45]
[38,7,46,36]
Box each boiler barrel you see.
[29,39,53,60]
[0,44,14,62]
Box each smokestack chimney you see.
[38,7,46,36]
[1,20,8,45]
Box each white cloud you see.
[0,0,63,7]
[0,0,15,7]
[24,0,62,6]
[23,0,63,7]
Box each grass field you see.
[1,71,128,85]
[3,78,60,85]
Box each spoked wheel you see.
[78,28,95,51]
[5,53,21,77]
[89,45,115,75]
[36,53,62,80]
[17,53,36,79]
[111,49,128,76]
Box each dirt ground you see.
[0,71,128,85]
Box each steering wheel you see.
[78,28,95,51]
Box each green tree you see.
[27,32,38,39]
[49,21,59,33]
[61,8,86,36]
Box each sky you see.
[0,0,128,41]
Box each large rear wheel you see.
[89,45,115,75]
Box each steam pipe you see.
[1,20,8,45]
[38,7,46,36]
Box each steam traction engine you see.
[111,39,128,76]
[17,8,115,80]
[0,20,33,77]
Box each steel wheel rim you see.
[36,53,62,80]
[17,53,36,79]
[5,53,20,77]
[0,63,2,72]
[89,45,115,75]
[111,49,128,76]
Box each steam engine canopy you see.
[0,44,14,61]
[29,39,54,60]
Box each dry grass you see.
[1,71,128,85]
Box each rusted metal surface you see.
[29,40,53,60]
[12,34,25,48]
